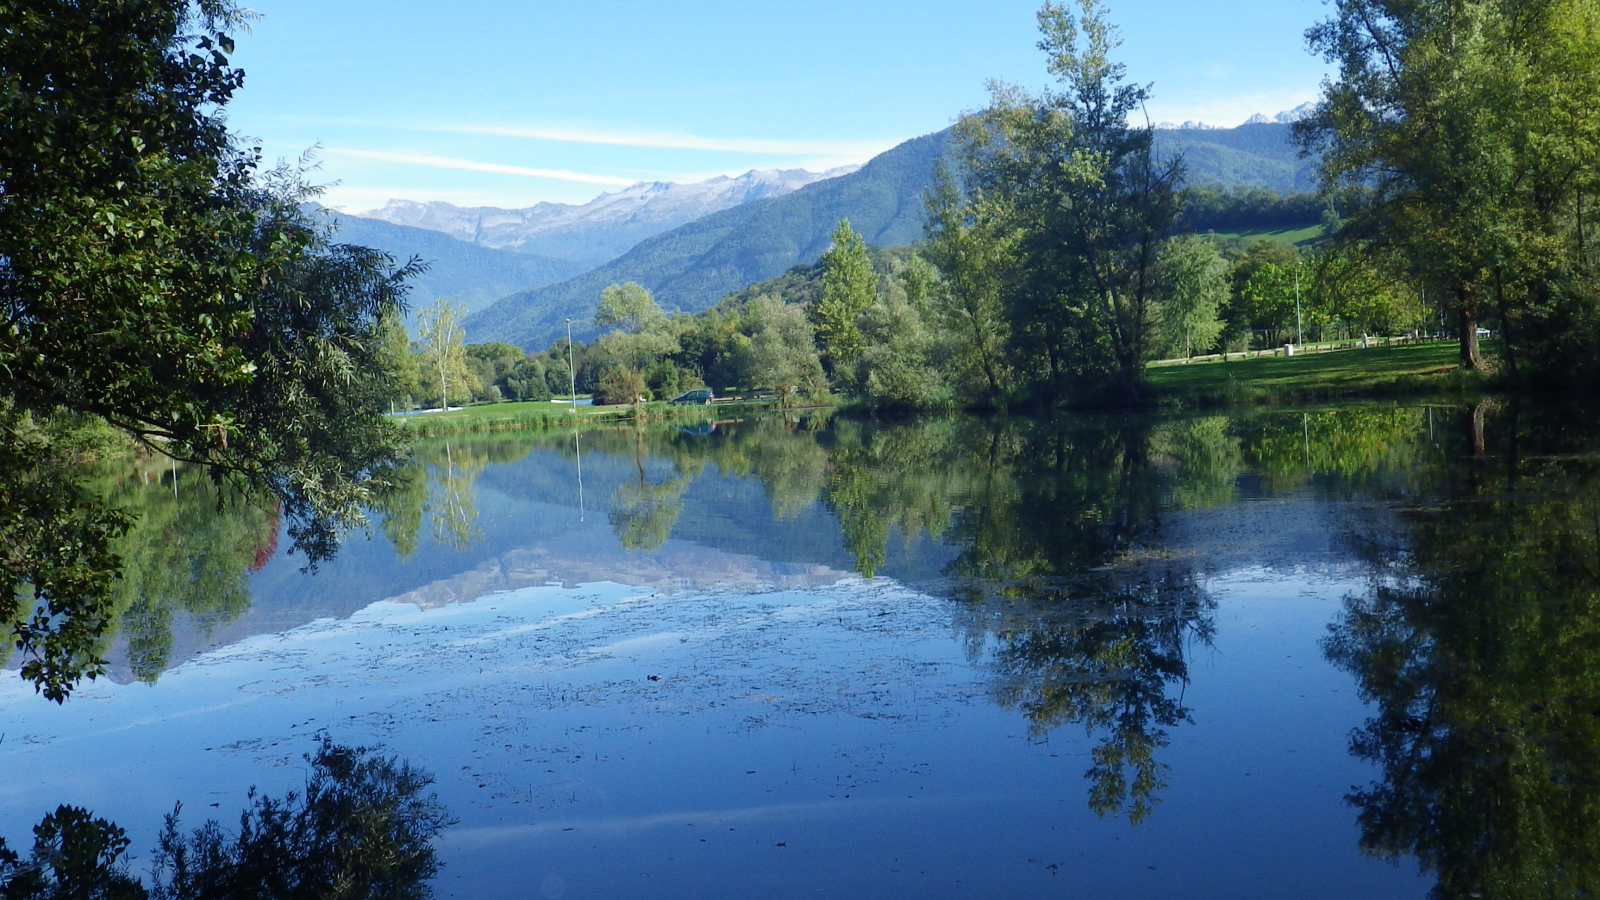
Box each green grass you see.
[1146,340,1492,406]
[1206,224,1325,246]
[394,396,822,437]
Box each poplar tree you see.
[807,220,877,379]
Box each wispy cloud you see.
[323,148,636,186]
[418,123,896,158]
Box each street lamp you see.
[1294,259,1303,348]
[565,318,577,406]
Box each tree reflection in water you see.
[0,739,452,900]
[59,402,1600,852]
[812,415,1222,822]
[1324,401,1600,899]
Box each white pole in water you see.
[574,427,585,523]
[567,318,584,522]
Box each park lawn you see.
[395,395,809,436]
[1205,224,1325,246]
[1146,340,1489,405]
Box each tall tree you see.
[954,0,1181,404]
[923,169,1015,406]
[1154,236,1228,358]
[744,296,826,406]
[595,282,665,335]
[0,0,422,699]
[807,220,876,381]
[1298,0,1600,373]
[595,282,676,376]
[416,298,473,411]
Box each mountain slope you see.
[1154,123,1318,192]
[465,130,950,350]
[354,168,856,268]
[321,211,587,319]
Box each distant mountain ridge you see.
[464,131,950,351]
[316,209,587,320]
[1154,122,1319,193]
[353,167,858,268]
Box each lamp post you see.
[1294,260,1304,348]
[565,318,576,407]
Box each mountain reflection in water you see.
[7,400,1598,899]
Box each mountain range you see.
[354,167,857,268]
[338,117,1319,351]
[1153,121,1318,193]
[462,131,950,351]
[317,210,588,319]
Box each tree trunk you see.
[1457,290,1482,370]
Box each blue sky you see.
[226,0,1330,211]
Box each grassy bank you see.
[1146,340,1492,406]
[394,396,824,437]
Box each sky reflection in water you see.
[5,402,1598,899]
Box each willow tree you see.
[0,0,418,699]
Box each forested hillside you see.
[464,131,950,349]
[1154,123,1319,193]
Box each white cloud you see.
[1143,88,1323,129]
[322,148,637,186]
[419,123,898,159]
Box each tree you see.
[0,0,427,700]
[596,283,665,335]
[416,299,474,411]
[857,275,945,410]
[1298,0,1600,374]
[377,312,422,409]
[953,0,1181,405]
[807,220,876,380]
[1153,236,1228,358]
[502,358,551,402]
[595,283,676,381]
[1238,262,1298,346]
[923,169,1015,406]
[744,297,826,406]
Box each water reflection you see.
[1324,401,1600,899]
[0,739,451,900]
[60,402,1600,861]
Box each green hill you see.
[463,130,951,350]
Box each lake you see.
[3,400,1597,899]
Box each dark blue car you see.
[668,389,713,405]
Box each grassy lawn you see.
[1146,340,1490,406]
[394,396,811,436]
[1206,224,1325,246]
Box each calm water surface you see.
[4,401,1598,898]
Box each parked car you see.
[1475,327,1492,336]
[668,389,713,405]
